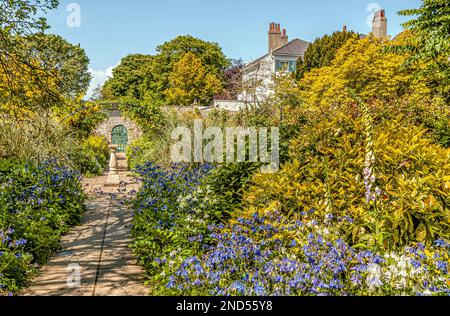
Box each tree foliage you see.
[295,30,359,80]
[0,0,58,36]
[102,54,153,99]
[1,0,90,119]
[214,59,244,100]
[387,0,450,102]
[102,35,230,106]
[165,52,222,106]
[397,0,450,63]
[0,0,62,110]
[23,33,91,98]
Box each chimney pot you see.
[268,22,283,53]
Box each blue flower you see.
[167,276,176,289]
[411,259,421,269]
[436,261,447,273]
[435,239,449,248]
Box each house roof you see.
[243,38,311,70]
[272,39,310,57]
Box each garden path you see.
[22,171,148,296]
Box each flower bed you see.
[131,163,216,278]
[0,160,85,295]
[132,163,450,296]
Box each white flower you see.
[395,278,408,290]
[366,264,383,291]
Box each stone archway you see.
[94,104,142,147]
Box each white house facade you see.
[214,11,388,112]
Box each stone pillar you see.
[105,145,121,187]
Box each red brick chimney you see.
[372,10,388,38]
[268,22,282,53]
[281,28,289,46]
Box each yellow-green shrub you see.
[242,110,450,250]
[71,135,109,177]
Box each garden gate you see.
[111,125,128,153]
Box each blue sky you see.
[44,0,422,97]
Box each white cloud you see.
[85,64,117,100]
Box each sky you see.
[44,0,422,98]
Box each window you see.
[288,60,297,72]
[275,60,289,72]
[275,60,297,73]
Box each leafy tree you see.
[299,36,428,107]
[102,54,153,99]
[214,59,244,100]
[1,0,91,119]
[0,34,91,119]
[0,0,58,36]
[387,0,450,102]
[299,35,450,147]
[295,30,359,80]
[0,0,60,105]
[149,35,230,100]
[398,0,450,64]
[101,36,230,106]
[165,52,222,106]
[23,33,91,98]
[155,35,230,76]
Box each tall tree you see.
[102,54,154,99]
[0,33,91,117]
[295,30,359,80]
[0,0,92,117]
[101,35,230,106]
[151,35,230,99]
[214,59,244,100]
[23,33,91,98]
[388,0,450,102]
[165,52,222,106]
[0,0,60,94]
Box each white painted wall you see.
[238,54,275,103]
[213,100,248,112]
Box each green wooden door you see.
[111,125,128,153]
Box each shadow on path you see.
[22,173,148,297]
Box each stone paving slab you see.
[23,172,148,297]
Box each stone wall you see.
[94,106,142,144]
